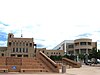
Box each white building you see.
[53,38,97,55]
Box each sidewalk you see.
[66,65,100,75]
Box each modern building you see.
[53,40,74,54]
[53,38,97,55]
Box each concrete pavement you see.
[66,65,100,75]
[0,65,100,75]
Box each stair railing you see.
[37,51,59,73]
[62,58,81,68]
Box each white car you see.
[97,59,100,63]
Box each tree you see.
[91,47,98,58]
[63,54,76,61]
[50,55,62,61]
[97,50,100,59]
[88,47,98,64]
[79,54,85,60]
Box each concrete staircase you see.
[21,57,52,73]
[0,52,59,73]
[0,57,53,73]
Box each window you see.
[68,44,74,48]
[10,35,12,38]
[16,42,18,46]
[23,42,25,46]
[23,48,25,52]
[80,49,86,54]
[8,42,11,46]
[24,55,28,57]
[19,48,21,52]
[26,48,28,53]
[16,48,18,52]
[2,53,4,56]
[19,42,21,46]
[13,42,15,46]
[75,42,79,46]
[11,54,15,57]
[30,43,32,47]
[13,48,15,52]
[88,42,91,45]
[80,42,86,45]
[26,43,28,46]
[17,55,22,57]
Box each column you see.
[79,49,81,54]
[64,42,67,54]
[86,49,88,54]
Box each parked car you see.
[97,59,100,64]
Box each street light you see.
[34,44,37,56]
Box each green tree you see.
[79,54,85,60]
[63,54,76,61]
[97,50,100,59]
[50,55,55,60]
[50,55,62,61]
[88,47,98,64]
[91,47,98,58]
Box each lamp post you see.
[84,54,88,65]
[34,44,37,56]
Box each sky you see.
[0,0,100,49]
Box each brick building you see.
[0,33,64,57]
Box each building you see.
[0,33,64,57]
[0,33,63,73]
[0,33,97,57]
[53,40,74,54]
[53,38,97,55]
[36,48,64,57]
[0,33,82,73]
[0,33,36,57]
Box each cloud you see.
[97,40,100,42]
[95,31,100,33]
[35,39,45,42]
[0,0,100,49]
[0,41,7,47]
[0,21,9,26]
[76,33,92,37]
[36,43,45,48]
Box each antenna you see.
[21,29,23,37]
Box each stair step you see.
[21,69,49,72]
